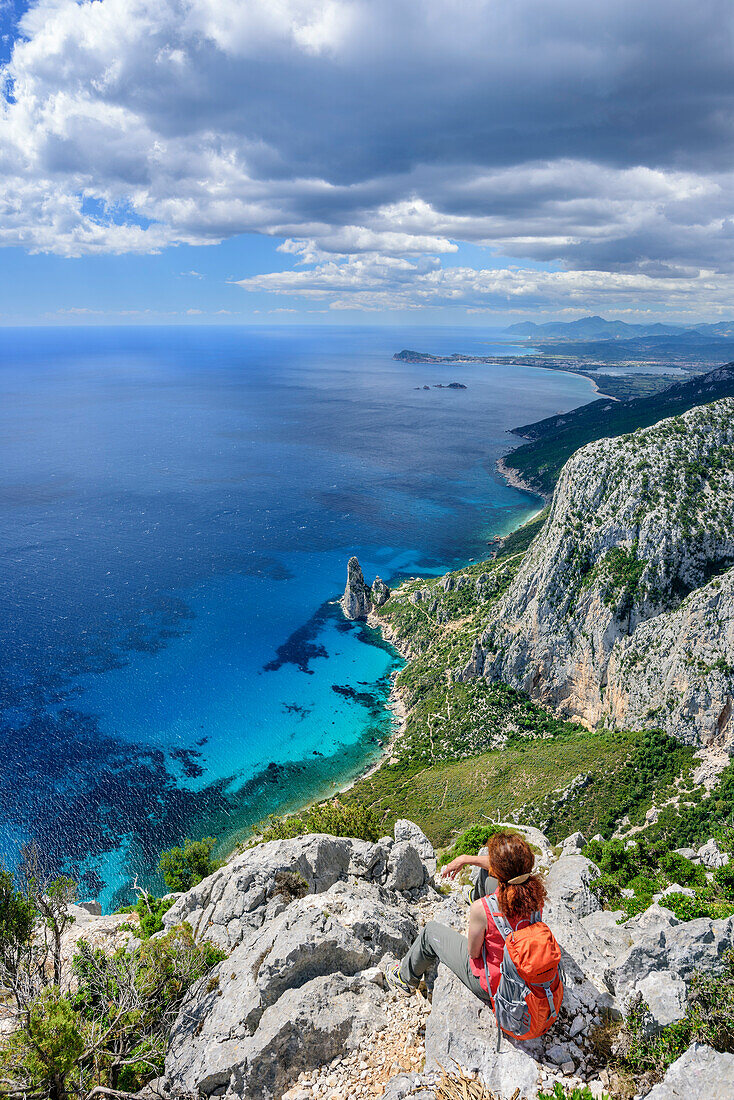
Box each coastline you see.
[495,455,548,502]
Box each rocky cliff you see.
[462,399,734,751]
[17,821,731,1100]
[142,824,734,1099]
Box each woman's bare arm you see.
[467,899,488,958]
[441,852,492,879]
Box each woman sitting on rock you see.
[387,830,547,1005]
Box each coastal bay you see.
[0,325,595,908]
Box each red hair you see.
[487,831,546,920]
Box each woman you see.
[387,831,546,1004]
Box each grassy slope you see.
[504,363,734,496]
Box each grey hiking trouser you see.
[398,870,498,1004]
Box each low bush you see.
[715,861,734,899]
[537,1085,609,1100]
[158,836,220,892]
[585,835,734,923]
[257,800,381,844]
[116,891,177,938]
[659,851,706,888]
[437,823,513,868]
[664,891,734,922]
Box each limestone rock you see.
[77,900,102,916]
[162,833,390,951]
[165,881,417,1094]
[698,837,730,869]
[385,841,427,892]
[673,847,698,861]
[371,576,391,608]
[606,913,734,1002]
[644,1043,734,1099]
[579,909,632,967]
[341,556,372,620]
[545,854,602,918]
[631,971,688,1034]
[560,832,587,856]
[394,819,437,876]
[383,1075,436,1100]
[653,884,695,902]
[461,400,734,750]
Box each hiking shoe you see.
[385,963,415,996]
[461,884,476,907]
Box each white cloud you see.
[236,249,734,315]
[2,0,734,311]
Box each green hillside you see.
[504,362,734,496]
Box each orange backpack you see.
[482,894,564,1046]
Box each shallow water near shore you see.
[0,325,594,908]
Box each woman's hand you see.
[441,855,467,879]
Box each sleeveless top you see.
[469,891,542,995]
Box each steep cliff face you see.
[463,399,734,750]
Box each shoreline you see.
[495,455,548,502]
[336,613,412,792]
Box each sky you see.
[2,0,734,325]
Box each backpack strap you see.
[541,981,559,1022]
[483,893,514,939]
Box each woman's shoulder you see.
[469,897,489,920]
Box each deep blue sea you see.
[0,326,595,909]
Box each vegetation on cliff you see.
[504,362,734,496]
[0,854,224,1100]
[334,517,705,851]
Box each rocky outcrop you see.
[371,576,391,608]
[544,854,602,918]
[341,557,373,620]
[162,827,435,1099]
[605,908,734,1007]
[341,559,391,619]
[462,399,734,750]
[161,831,425,952]
[698,837,730,868]
[644,1043,734,1098]
[148,825,734,1099]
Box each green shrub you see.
[537,1085,609,1100]
[714,862,734,900]
[618,895,651,920]
[0,987,85,1095]
[438,824,514,868]
[0,865,36,951]
[158,836,219,892]
[116,892,177,939]
[664,892,734,922]
[659,851,706,888]
[258,800,381,845]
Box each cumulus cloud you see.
[3,0,734,310]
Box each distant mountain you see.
[504,315,688,340]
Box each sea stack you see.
[341,556,372,619]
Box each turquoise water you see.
[0,325,594,908]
